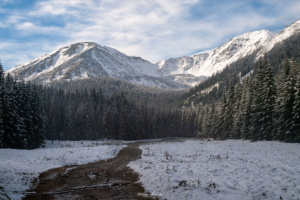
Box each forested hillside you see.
[196,55,300,142]
[186,33,300,106]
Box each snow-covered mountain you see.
[154,30,275,77]
[7,20,300,89]
[8,42,205,89]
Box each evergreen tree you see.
[215,93,227,139]
[0,61,3,85]
[275,57,296,141]
[241,78,253,139]
[222,80,235,139]
[233,82,243,139]
[260,58,276,140]
[293,75,300,142]
[251,58,265,141]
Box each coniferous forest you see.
[0,62,45,149]
[197,55,300,143]
[1,33,300,149]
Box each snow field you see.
[0,140,125,200]
[128,139,300,200]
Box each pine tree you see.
[241,78,253,139]
[293,75,300,142]
[200,106,210,137]
[207,102,217,138]
[1,75,25,148]
[222,80,235,139]
[233,82,243,139]
[251,58,265,141]
[28,85,45,148]
[215,93,227,139]
[0,61,4,85]
[275,57,296,141]
[260,58,276,140]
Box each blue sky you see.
[0,0,300,71]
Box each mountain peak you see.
[264,19,300,52]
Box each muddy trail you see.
[23,141,162,200]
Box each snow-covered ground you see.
[0,140,125,200]
[128,139,300,200]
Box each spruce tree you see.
[233,82,243,139]
[293,75,300,142]
[222,80,235,139]
[251,58,265,141]
[261,58,276,140]
[1,75,25,148]
[215,93,227,139]
[29,86,45,148]
[241,78,253,139]
[0,61,3,85]
[275,57,296,141]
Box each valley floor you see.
[0,140,125,200]
[128,139,300,200]
[1,139,299,200]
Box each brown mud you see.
[23,140,165,200]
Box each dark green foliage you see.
[196,55,300,143]
[0,73,45,149]
[40,86,198,140]
[260,58,276,140]
[274,57,296,141]
[240,78,253,139]
[293,75,300,142]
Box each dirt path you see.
[23,141,162,200]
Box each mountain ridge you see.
[7,20,300,89]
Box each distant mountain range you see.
[7,20,300,89]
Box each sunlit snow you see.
[128,139,300,200]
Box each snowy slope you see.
[156,30,275,77]
[267,20,300,51]
[257,20,300,56]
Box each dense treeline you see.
[197,55,300,142]
[42,87,197,140]
[0,62,45,149]
[45,77,188,110]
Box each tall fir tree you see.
[260,58,276,140]
[0,61,3,85]
[251,58,265,141]
[215,93,227,139]
[222,79,235,139]
[275,57,296,141]
[232,82,243,139]
[292,75,300,142]
[241,78,253,139]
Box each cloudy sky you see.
[0,0,300,71]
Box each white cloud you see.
[1,0,300,69]
[1,0,14,4]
